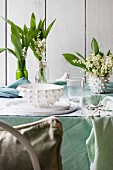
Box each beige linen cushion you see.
[0,116,63,170]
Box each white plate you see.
[5,99,78,115]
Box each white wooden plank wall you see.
[86,0,113,81]
[7,0,45,84]
[0,0,5,86]
[0,0,113,84]
[46,0,85,81]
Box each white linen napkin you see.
[101,96,113,111]
[82,95,113,116]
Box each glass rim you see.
[66,77,84,81]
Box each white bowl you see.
[17,84,64,108]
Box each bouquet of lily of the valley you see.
[29,13,56,62]
[0,13,55,82]
[63,38,113,93]
[63,38,113,78]
[29,13,55,83]
[0,19,31,80]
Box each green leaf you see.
[44,19,56,39]
[99,51,104,57]
[63,53,86,69]
[91,38,99,55]
[39,19,45,39]
[22,26,31,48]
[0,48,18,59]
[30,18,36,30]
[25,34,31,48]
[39,19,45,30]
[11,22,20,39]
[0,48,6,53]
[30,13,36,30]
[24,24,28,34]
[17,26,25,35]
[1,17,12,24]
[76,52,86,61]
[2,17,24,35]
[11,34,22,60]
[36,19,45,39]
[106,50,111,56]
[22,35,25,48]
[7,48,18,59]
[37,19,43,30]
[31,12,36,20]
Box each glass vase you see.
[16,60,28,80]
[35,61,49,83]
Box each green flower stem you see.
[40,67,47,83]
[16,60,28,80]
[35,61,47,83]
[18,60,25,77]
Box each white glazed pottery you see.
[17,84,64,108]
[88,75,109,94]
[4,99,78,115]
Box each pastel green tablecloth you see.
[0,116,91,170]
[1,82,113,170]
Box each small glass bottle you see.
[35,60,49,83]
[16,60,28,80]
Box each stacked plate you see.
[5,99,78,115]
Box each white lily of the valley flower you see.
[85,54,113,77]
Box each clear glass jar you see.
[35,61,49,83]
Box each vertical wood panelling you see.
[86,0,113,80]
[7,0,45,84]
[46,0,85,81]
[86,0,113,55]
[1,1,113,84]
[0,0,5,86]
